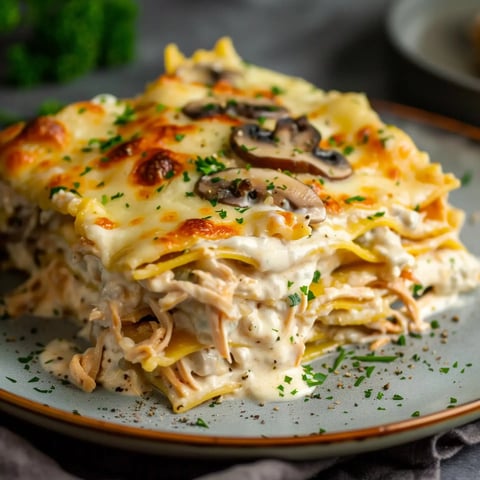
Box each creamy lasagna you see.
[0,38,478,412]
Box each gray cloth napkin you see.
[1,421,480,480]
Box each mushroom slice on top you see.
[195,167,326,224]
[230,116,352,179]
[182,96,289,121]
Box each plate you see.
[386,0,480,125]
[1,106,480,459]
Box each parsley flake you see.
[99,135,123,152]
[287,293,301,307]
[194,156,225,175]
[79,166,92,176]
[195,418,209,428]
[460,170,473,187]
[345,195,366,204]
[271,85,285,96]
[114,104,136,125]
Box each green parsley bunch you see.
[0,0,138,87]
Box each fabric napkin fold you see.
[195,419,480,480]
[1,419,480,480]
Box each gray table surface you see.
[1,1,479,479]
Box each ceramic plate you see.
[386,0,480,124]
[1,106,480,459]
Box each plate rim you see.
[1,387,480,453]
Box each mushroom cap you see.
[230,116,353,180]
[182,96,289,121]
[195,167,326,224]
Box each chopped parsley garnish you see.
[367,211,385,220]
[155,103,167,113]
[194,155,225,175]
[49,185,67,198]
[343,145,354,155]
[287,293,301,307]
[216,209,227,219]
[195,418,209,428]
[175,133,186,142]
[271,85,285,96]
[99,135,123,152]
[235,206,250,214]
[182,171,191,182]
[460,170,473,187]
[110,192,124,200]
[328,136,339,147]
[114,104,136,125]
[352,354,397,363]
[412,283,423,298]
[330,347,348,372]
[79,166,92,176]
[430,319,440,329]
[312,270,321,283]
[302,365,328,387]
[345,195,366,204]
[354,376,365,387]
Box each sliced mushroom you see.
[176,63,241,86]
[182,96,288,121]
[195,167,326,224]
[230,116,352,179]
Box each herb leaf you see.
[194,156,225,175]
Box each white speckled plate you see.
[1,106,480,459]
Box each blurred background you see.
[0,0,478,125]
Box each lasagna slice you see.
[0,38,478,412]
